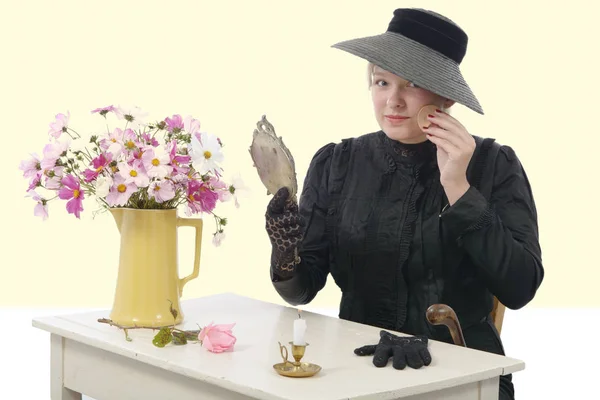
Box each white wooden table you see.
[33,292,524,400]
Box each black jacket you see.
[270,130,544,355]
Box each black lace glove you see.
[354,330,432,370]
[265,187,305,277]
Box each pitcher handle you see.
[176,217,203,297]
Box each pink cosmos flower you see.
[170,173,190,193]
[208,176,230,202]
[183,116,201,136]
[141,147,172,179]
[121,128,140,153]
[106,174,137,207]
[19,153,41,179]
[164,114,184,133]
[99,128,125,157]
[185,179,218,215]
[118,160,149,188]
[130,148,145,163]
[48,112,70,139]
[44,166,65,190]
[198,322,236,353]
[141,132,159,147]
[149,179,175,203]
[26,190,49,221]
[168,140,191,175]
[40,139,71,170]
[83,153,112,182]
[90,105,117,116]
[27,172,42,191]
[58,174,84,218]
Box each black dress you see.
[270,130,544,400]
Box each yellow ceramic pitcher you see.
[109,208,203,328]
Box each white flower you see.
[95,175,113,198]
[212,231,225,246]
[229,173,250,208]
[188,132,224,175]
[114,105,148,130]
[183,115,201,136]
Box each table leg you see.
[51,334,82,400]
[479,376,501,400]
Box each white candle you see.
[293,314,307,345]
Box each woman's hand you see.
[265,187,305,276]
[424,109,475,205]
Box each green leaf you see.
[168,300,178,321]
[183,329,201,341]
[152,327,173,348]
[172,331,187,345]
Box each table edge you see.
[30,293,527,400]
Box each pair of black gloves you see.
[266,187,432,370]
[354,330,432,370]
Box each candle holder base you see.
[273,361,322,378]
[274,341,322,378]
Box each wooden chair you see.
[426,297,506,347]
[490,296,506,335]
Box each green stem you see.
[67,127,82,139]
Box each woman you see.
[265,8,543,400]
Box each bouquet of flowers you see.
[19,105,246,245]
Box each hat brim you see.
[331,31,484,115]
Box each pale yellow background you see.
[2,0,597,309]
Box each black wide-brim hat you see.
[331,8,484,115]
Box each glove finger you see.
[405,347,424,369]
[285,199,299,213]
[419,348,432,366]
[354,344,377,356]
[267,187,290,215]
[379,330,395,344]
[277,214,303,229]
[391,346,407,370]
[271,226,303,243]
[373,344,392,368]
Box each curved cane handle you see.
[426,303,466,347]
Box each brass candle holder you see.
[273,341,322,378]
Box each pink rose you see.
[198,322,236,353]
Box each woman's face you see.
[370,65,451,143]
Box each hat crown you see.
[387,8,469,64]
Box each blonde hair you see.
[366,62,452,114]
[367,62,376,88]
